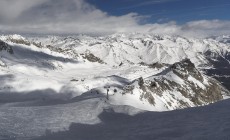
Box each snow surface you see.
[0,97,230,139]
[0,34,230,139]
[0,34,229,110]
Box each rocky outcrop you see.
[81,52,105,64]
[7,38,31,46]
[171,58,203,81]
[0,40,13,54]
[123,59,229,110]
[139,62,168,69]
[203,51,230,90]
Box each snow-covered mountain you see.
[0,34,229,112]
[122,59,229,110]
[26,33,230,66]
[1,33,230,139]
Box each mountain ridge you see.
[0,34,230,111]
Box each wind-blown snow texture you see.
[0,33,230,139]
[32,99,230,140]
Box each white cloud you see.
[0,0,47,20]
[147,20,230,37]
[0,0,229,37]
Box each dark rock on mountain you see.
[0,40,14,54]
[203,51,230,90]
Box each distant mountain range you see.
[0,33,230,111]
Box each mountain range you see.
[0,33,230,138]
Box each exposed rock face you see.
[0,40,13,54]
[81,52,105,64]
[140,62,168,69]
[203,51,230,90]
[0,40,13,67]
[7,38,31,46]
[123,59,229,110]
[171,58,203,81]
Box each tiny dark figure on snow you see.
[106,89,109,100]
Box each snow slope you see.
[0,96,230,139]
[32,98,230,140]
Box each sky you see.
[0,0,230,37]
[89,0,230,23]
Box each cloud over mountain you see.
[0,0,229,37]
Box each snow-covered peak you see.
[214,35,230,44]
[0,34,26,41]
[1,33,230,66]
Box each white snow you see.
[164,71,185,85]
[188,75,206,90]
[0,33,229,139]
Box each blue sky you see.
[0,0,229,37]
[88,0,230,24]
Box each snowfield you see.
[0,33,230,139]
[0,97,230,140]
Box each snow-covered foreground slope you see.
[32,99,230,140]
[0,98,141,139]
[1,97,230,140]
